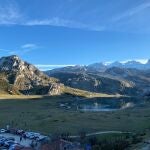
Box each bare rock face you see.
[46,64,150,96]
[0,55,25,72]
[0,55,63,95]
[48,83,64,95]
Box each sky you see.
[0,0,150,70]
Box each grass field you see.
[0,95,150,136]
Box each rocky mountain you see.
[45,61,150,96]
[45,70,139,96]
[87,60,150,71]
[87,63,107,72]
[0,55,108,98]
[47,65,87,75]
[105,67,150,94]
[147,59,150,64]
[1,55,149,97]
[109,61,123,68]
[46,60,150,75]
[0,55,64,95]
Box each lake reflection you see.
[79,103,119,112]
[79,101,135,112]
[60,97,138,112]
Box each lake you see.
[60,97,140,112]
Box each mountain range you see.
[88,59,150,71]
[45,60,150,97]
[45,59,150,74]
[0,55,150,97]
[0,55,108,97]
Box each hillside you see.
[0,55,115,98]
[46,71,138,96]
[0,55,64,95]
[2,55,149,97]
[45,64,150,96]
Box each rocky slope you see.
[46,70,138,96]
[88,59,150,71]
[2,55,149,97]
[0,55,110,98]
[0,55,64,95]
[105,67,150,95]
[45,65,150,96]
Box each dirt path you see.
[69,131,131,138]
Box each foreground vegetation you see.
[0,95,149,136]
[78,132,144,150]
[0,95,149,149]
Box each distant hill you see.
[2,55,150,97]
[46,71,138,96]
[0,55,112,98]
[45,60,150,75]
[45,61,150,96]
[89,60,150,71]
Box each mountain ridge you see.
[45,59,150,74]
[0,55,114,98]
[45,60,150,96]
[0,55,63,95]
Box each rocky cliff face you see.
[0,55,64,95]
[46,64,150,96]
[105,67,150,95]
[46,71,138,96]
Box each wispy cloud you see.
[0,1,90,30]
[112,2,150,22]
[36,64,75,71]
[0,43,39,55]
[25,18,74,26]
[0,1,22,25]
[121,59,148,64]
[0,0,150,33]
[0,48,12,52]
[21,43,38,50]
[0,2,104,31]
[23,17,105,31]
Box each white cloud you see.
[36,64,75,67]
[0,2,22,25]
[112,2,150,22]
[25,18,71,26]
[0,1,150,33]
[134,59,148,64]
[120,59,148,64]
[24,17,99,31]
[0,48,12,52]
[0,2,105,31]
[0,43,39,56]
[21,44,38,49]
[36,64,76,71]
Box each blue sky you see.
[0,0,150,70]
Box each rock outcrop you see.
[0,55,63,95]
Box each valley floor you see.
[0,94,149,135]
[0,94,150,149]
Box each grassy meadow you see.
[0,94,150,137]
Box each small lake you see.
[79,100,137,112]
[80,107,118,112]
[60,97,140,112]
[79,102,135,112]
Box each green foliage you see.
[86,133,143,150]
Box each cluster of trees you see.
[57,131,144,150]
[89,137,130,150]
[86,133,143,150]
